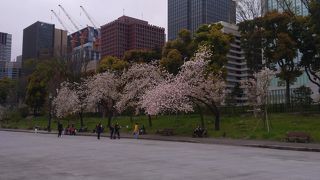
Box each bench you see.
[285,132,311,143]
[156,128,174,136]
[78,127,88,132]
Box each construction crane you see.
[80,6,99,29]
[51,10,72,32]
[79,5,101,51]
[58,4,80,31]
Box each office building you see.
[16,55,22,64]
[67,26,101,61]
[261,0,309,16]
[0,61,21,80]
[54,29,68,58]
[0,32,12,61]
[220,21,250,105]
[101,16,165,58]
[268,72,320,104]
[66,26,101,72]
[22,21,67,60]
[22,21,55,60]
[168,0,236,40]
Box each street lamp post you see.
[48,94,53,132]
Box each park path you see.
[1,128,320,152]
[1,131,320,180]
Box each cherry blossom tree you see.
[53,82,79,119]
[72,81,88,128]
[141,80,193,115]
[116,62,170,127]
[53,81,88,128]
[241,67,275,132]
[142,46,227,131]
[86,71,120,127]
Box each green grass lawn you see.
[1,113,320,142]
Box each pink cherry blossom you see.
[141,46,226,118]
[116,62,170,114]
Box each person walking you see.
[57,122,63,138]
[114,123,121,139]
[109,124,114,139]
[133,123,139,139]
[96,123,103,140]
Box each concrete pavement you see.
[0,131,320,180]
[1,128,320,152]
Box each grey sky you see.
[0,0,167,61]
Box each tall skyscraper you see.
[261,0,309,16]
[101,16,165,58]
[22,21,55,60]
[168,0,236,40]
[22,21,67,61]
[0,32,12,61]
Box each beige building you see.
[54,29,68,58]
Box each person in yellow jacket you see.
[133,123,139,139]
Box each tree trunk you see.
[148,114,152,127]
[196,104,205,128]
[102,108,106,119]
[214,111,220,131]
[190,97,221,131]
[107,111,113,128]
[264,104,270,133]
[33,108,37,118]
[79,112,84,128]
[285,79,291,109]
[213,105,220,131]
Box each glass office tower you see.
[0,32,12,61]
[261,0,309,16]
[168,0,236,40]
[22,21,55,60]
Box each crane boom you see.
[51,10,71,32]
[80,6,99,28]
[58,4,80,31]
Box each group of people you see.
[95,122,121,140]
[57,123,76,137]
[193,125,207,138]
[57,122,145,140]
[107,123,121,140]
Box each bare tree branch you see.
[305,66,320,87]
[301,0,312,12]
[236,0,262,22]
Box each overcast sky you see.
[0,0,167,61]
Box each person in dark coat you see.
[96,123,103,140]
[109,124,114,139]
[58,122,63,137]
[113,123,121,139]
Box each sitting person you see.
[139,125,146,135]
[70,124,76,136]
[193,125,206,137]
[65,125,70,135]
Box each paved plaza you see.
[0,131,320,180]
